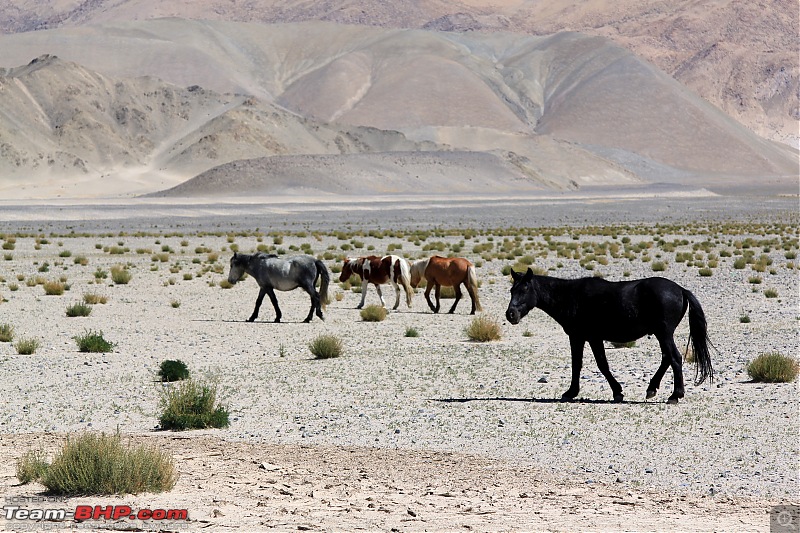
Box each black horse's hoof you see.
[666,397,680,405]
[646,389,657,399]
[613,394,624,403]
[273,318,281,323]
[247,317,256,323]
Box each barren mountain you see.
[1,0,796,147]
[0,20,795,198]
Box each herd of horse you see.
[227,252,714,403]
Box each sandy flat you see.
[0,196,797,532]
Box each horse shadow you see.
[430,396,653,405]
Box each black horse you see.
[228,252,331,323]
[506,269,713,404]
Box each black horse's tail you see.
[684,289,714,385]
[315,259,332,309]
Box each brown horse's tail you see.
[467,264,482,312]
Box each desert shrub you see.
[158,360,190,382]
[748,276,762,284]
[698,268,713,277]
[66,302,92,317]
[610,341,637,348]
[739,313,751,323]
[159,380,230,430]
[404,326,419,338]
[171,300,181,308]
[733,258,747,269]
[764,288,778,298]
[16,450,49,484]
[43,280,65,295]
[465,315,502,342]
[0,323,13,342]
[15,338,40,355]
[360,305,387,322]
[309,334,344,359]
[110,265,132,285]
[59,250,72,258]
[747,352,799,383]
[74,330,115,353]
[83,292,108,305]
[219,280,233,289]
[38,432,177,495]
[651,261,667,272]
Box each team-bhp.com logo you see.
[4,501,189,527]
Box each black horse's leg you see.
[248,287,268,322]
[434,283,442,313]
[447,284,462,314]
[646,353,672,400]
[265,287,282,323]
[661,334,685,404]
[589,339,624,402]
[562,336,585,401]
[424,284,437,313]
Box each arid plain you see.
[0,195,797,532]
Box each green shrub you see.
[404,326,419,338]
[0,323,13,342]
[651,261,667,272]
[698,268,713,277]
[764,288,778,298]
[66,302,92,317]
[74,330,115,353]
[360,305,387,322]
[16,450,49,484]
[309,334,344,359]
[159,380,230,430]
[465,315,502,342]
[747,353,799,383]
[158,360,190,382]
[610,341,637,348]
[36,432,177,495]
[15,338,40,355]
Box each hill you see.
[0,20,795,198]
[1,0,796,148]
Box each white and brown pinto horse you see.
[410,256,482,314]
[340,255,413,310]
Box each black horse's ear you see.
[523,267,534,281]
[510,269,522,282]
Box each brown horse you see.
[340,255,413,309]
[410,256,482,314]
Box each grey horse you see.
[227,252,331,323]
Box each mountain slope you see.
[1,0,795,147]
[0,21,796,199]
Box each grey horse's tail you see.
[684,289,714,386]
[315,259,332,309]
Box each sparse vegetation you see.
[158,359,190,382]
[465,315,502,342]
[360,304,387,322]
[66,302,92,317]
[309,334,344,359]
[746,352,799,383]
[43,280,65,295]
[74,330,115,353]
[111,265,132,285]
[21,432,177,495]
[0,323,14,342]
[15,338,40,355]
[404,326,419,338]
[159,379,230,430]
[84,292,108,305]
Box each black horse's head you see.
[506,268,537,325]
